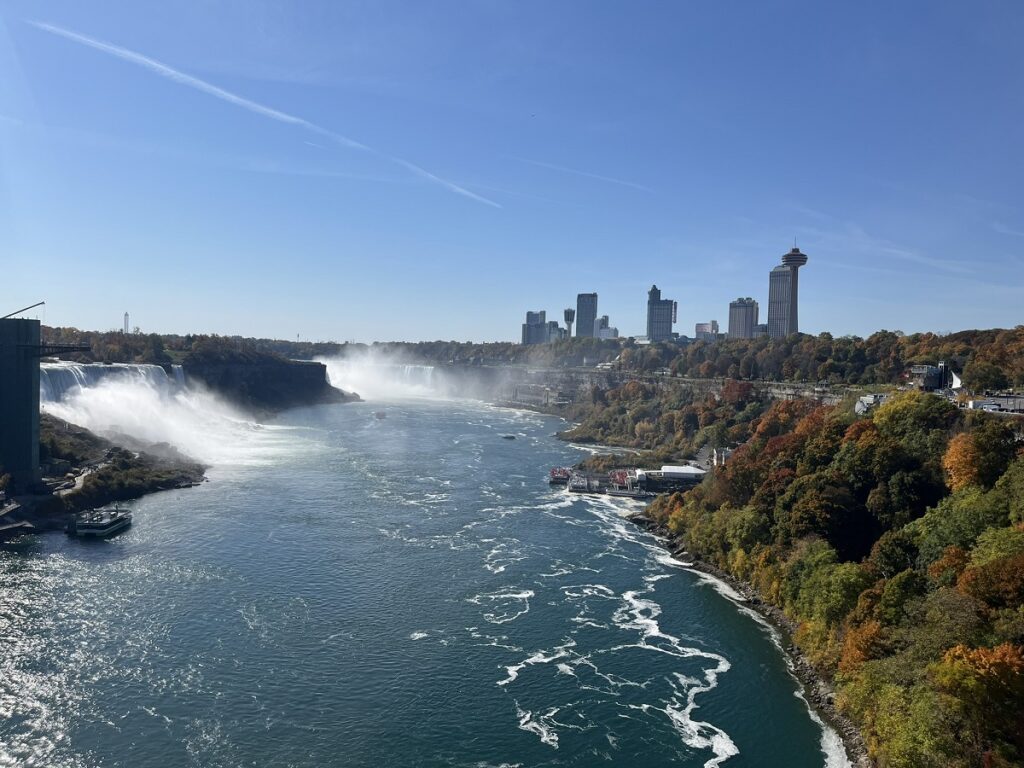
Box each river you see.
[3,371,850,767]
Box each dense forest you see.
[638,393,1024,767]
[42,325,1024,391]
[558,379,768,469]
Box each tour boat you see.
[66,508,133,538]
[548,467,571,485]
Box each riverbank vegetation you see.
[39,414,206,516]
[556,379,769,472]
[642,392,1024,767]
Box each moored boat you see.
[66,507,133,538]
[548,467,571,485]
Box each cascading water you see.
[40,362,306,466]
[320,356,446,400]
[40,362,176,404]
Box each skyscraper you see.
[767,247,808,338]
[728,298,759,339]
[575,293,598,338]
[646,285,676,342]
[563,308,575,338]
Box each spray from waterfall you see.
[40,362,307,466]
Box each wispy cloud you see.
[993,221,1024,239]
[28,21,500,208]
[513,156,652,192]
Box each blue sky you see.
[1,1,1022,342]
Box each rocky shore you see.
[628,511,873,768]
[2,415,207,536]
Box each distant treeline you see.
[42,325,1024,390]
[643,393,1024,767]
[618,328,1024,390]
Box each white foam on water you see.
[467,589,534,625]
[681,568,854,767]
[514,702,560,748]
[498,638,577,687]
[409,631,429,641]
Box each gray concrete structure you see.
[0,319,41,491]
[767,247,808,338]
[728,298,758,339]
[575,293,598,338]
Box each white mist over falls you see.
[39,362,307,466]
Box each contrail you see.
[29,21,501,208]
[514,156,652,192]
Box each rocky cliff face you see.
[182,359,358,412]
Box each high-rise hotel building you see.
[575,293,598,338]
[767,247,808,338]
[646,285,676,342]
[728,298,759,339]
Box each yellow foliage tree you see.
[943,433,981,491]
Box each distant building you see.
[695,321,719,342]
[546,321,567,342]
[909,362,957,391]
[594,315,619,339]
[576,293,598,339]
[767,247,808,338]
[728,298,759,339]
[521,311,568,344]
[521,311,548,345]
[646,285,676,342]
[563,308,575,338]
[855,394,888,415]
[712,447,734,467]
[754,323,768,338]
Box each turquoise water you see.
[1,399,848,767]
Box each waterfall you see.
[319,358,445,400]
[38,362,306,466]
[40,362,178,403]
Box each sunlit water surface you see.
[1,398,849,767]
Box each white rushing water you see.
[320,355,444,400]
[40,362,309,466]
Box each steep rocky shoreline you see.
[628,512,873,768]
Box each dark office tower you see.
[575,293,598,338]
[563,308,575,338]
[728,298,759,339]
[521,310,548,345]
[646,285,676,342]
[767,247,808,338]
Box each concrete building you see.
[521,311,567,344]
[0,319,42,491]
[546,321,567,342]
[646,285,676,342]
[563,308,575,338]
[594,315,619,339]
[767,247,808,338]
[695,321,719,342]
[575,293,598,339]
[521,311,548,345]
[728,298,759,339]
[754,323,768,337]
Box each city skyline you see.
[2,2,1023,342]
